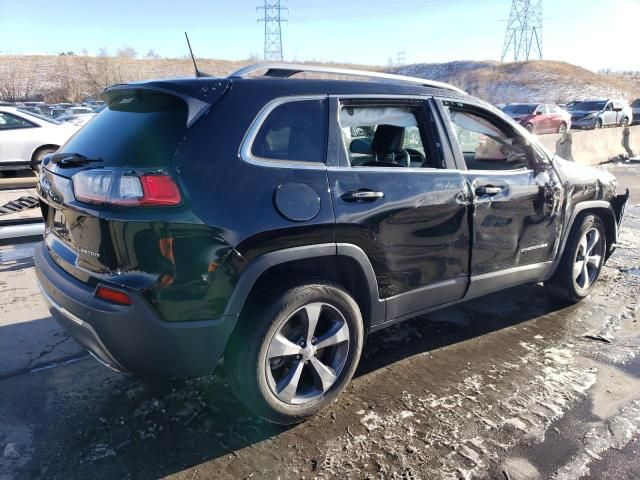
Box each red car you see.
[502,103,571,135]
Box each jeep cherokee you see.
[34,63,629,424]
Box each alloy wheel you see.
[265,302,350,405]
[573,227,604,291]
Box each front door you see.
[437,100,564,294]
[603,102,615,126]
[327,97,471,323]
[0,111,37,163]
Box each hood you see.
[553,156,616,190]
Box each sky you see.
[0,0,639,72]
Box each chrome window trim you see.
[238,95,328,170]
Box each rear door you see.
[327,96,471,323]
[437,99,564,292]
[0,111,38,164]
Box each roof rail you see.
[228,63,467,95]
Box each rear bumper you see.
[34,242,238,378]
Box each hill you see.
[1,55,639,105]
[390,60,640,104]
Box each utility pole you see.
[257,0,287,62]
[396,50,406,67]
[501,0,543,62]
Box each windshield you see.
[17,108,61,124]
[502,104,536,115]
[574,101,606,111]
[60,90,187,167]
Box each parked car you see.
[570,99,632,130]
[34,64,629,424]
[56,113,97,126]
[631,99,640,125]
[565,101,582,112]
[502,103,571,134]
[0,106,79,173]
[65,106,94,116]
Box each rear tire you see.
[545,214,606,303]
[621,117,629,128]
[225,281,364,424]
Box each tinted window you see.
[445,103,532,171]
[251,99,327,163]
[632,99,640,108]
[0,112,35,130]
[61,91,187,167]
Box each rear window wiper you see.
[50,153,104,168]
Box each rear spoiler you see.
[101,78,230,128]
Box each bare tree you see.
[117,45,137,59]
[145,49,160,59]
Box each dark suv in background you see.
[35,64,629,424]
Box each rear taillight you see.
[95,285,133,305]
[73,170,182,206]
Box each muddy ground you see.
[1,162,639,480]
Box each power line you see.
[257,1,288,61]
[292,0,465,23]
[500,0,543,62]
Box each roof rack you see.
[228,63,467,95]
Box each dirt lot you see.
[1,162,639,480]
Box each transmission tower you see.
[257,1,287,61]
[500,0,543,62]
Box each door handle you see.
[341,189,385,202]
[475,185,503,197]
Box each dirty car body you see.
[34,64,629,422]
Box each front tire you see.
[558,122,568,135]
[525,123,534,133]
[545,214,606,303]
[594,119,603,130]
[31,147,58,174]
[225,282,364,424]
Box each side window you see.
[251,99,327,163]
[339,104,442,168]
[444,103,533,171]
[0,112,35,130]
[605,103,613,111]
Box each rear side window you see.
[0,112,35,130]
[61,91,187,167]
[251,99,327,163]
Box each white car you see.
[0,107,80,173]
[65,106,94,116]
[56,113,97,127]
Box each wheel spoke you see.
[587,230,600,255]
[268,332,303,360]
[303,303,322,344]
[309,357,337,393]
[276,360,304,403]
[578,236,588,256]
[314,321,349,350]
[587,254,602,269]
[573,260,585,280]
[581,263,589,288]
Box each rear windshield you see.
[60,91,188,166]
[502,104,536,115]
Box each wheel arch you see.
[551,201,618,276]
[223,243,385,332]
[31,144,60,163]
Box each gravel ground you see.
[0,162,639,480]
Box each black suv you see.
[35,63,629,424]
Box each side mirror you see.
[350,138,371,155]
[613,107,623,112]
[535,110,543,115]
